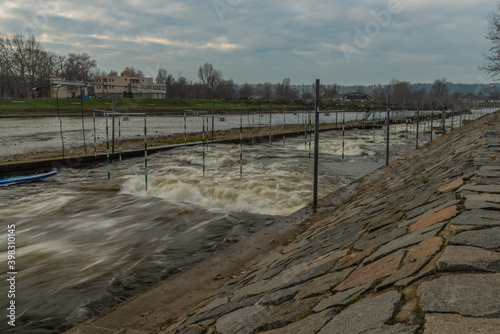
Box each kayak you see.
[0,171,58,186]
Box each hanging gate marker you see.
[184,113,187,147]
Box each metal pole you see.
[211,96,215,142]
[386,94,390,166]
[416,100,420,149]
[184,112,187,147]
[202,117,205,178]
[144,117,148,191]
[112,94,115,154]
[93,112,97,157]
[106,114,110,187]
[430,105,434,141]
[240,114,243,178]
[313,79,320,206]
[118,116,122,162]
[342,113,345,165]
[269,102,272,144]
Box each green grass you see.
[0,98,315,116]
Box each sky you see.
[0,0,497,86]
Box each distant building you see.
[49,78,90,98]
[339,92,371,102]
[94,71,166,98]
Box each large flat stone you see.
[437,245,500,272]
[335,250,405,291]
[362,323,418,334]
[260,309,336,334]
[313,281,374,312]
[318,290,402,334]
[295,267,354,300]
[409,205,459,232]
[353,222,407,252]
[465,194,500,210]
[423,313,500,334]
[449,227,500,249]
[417,273,500,317]
[437,178,464,193]
[364,223,445,264]
[460,183,500,194]
[451,209,500,227]
[406,194,458,220]
[380,237,442,288]
[215,305,273,334]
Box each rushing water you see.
[0,109,486,333]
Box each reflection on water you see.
[1,126,437,333]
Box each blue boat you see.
[0,171,58,186]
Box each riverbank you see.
[66,112,499,333]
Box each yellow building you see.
[94,71,166,98]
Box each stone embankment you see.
[163,112,500,333]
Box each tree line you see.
[1,33,496,103]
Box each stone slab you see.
[380,237,442,288]
[423,313,500,334]
[451,209,500,227]
[318,290,402,334]
[362,323,418,334]
[260,309,336,334]
[364,223,445,264]
[295,267,355,300]
[449,227,500,249]
[406,194,458,220]
[313,281,374,312]
[215,305,273,334]
[409,205,459,232]
[437,245,500,272]
[335,250,405,291]
[459,183,500,194]
[417,273,500,317]
[465,194,500,210]
[437,178,464,193]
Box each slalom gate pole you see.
[144,117,148,191]
[119,116,122,162]
[184,113,187,147]
[202,117,205,178]
[106,114,110,187]
[240,114,243,179]
[93,113,97,157]
[342,113,345,165]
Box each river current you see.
[0,110,484,333]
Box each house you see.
[94,71,166,98]
[49,78,90,98]
[340,92,371,102]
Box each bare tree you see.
[64,52,97,81]
[430,78,449,98]
[390,79,413,103]
[481,3,500,78]
[239,82,254,98]
[197,63,222,98]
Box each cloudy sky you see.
[0,0,496,85]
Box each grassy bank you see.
[0,97,371,117]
